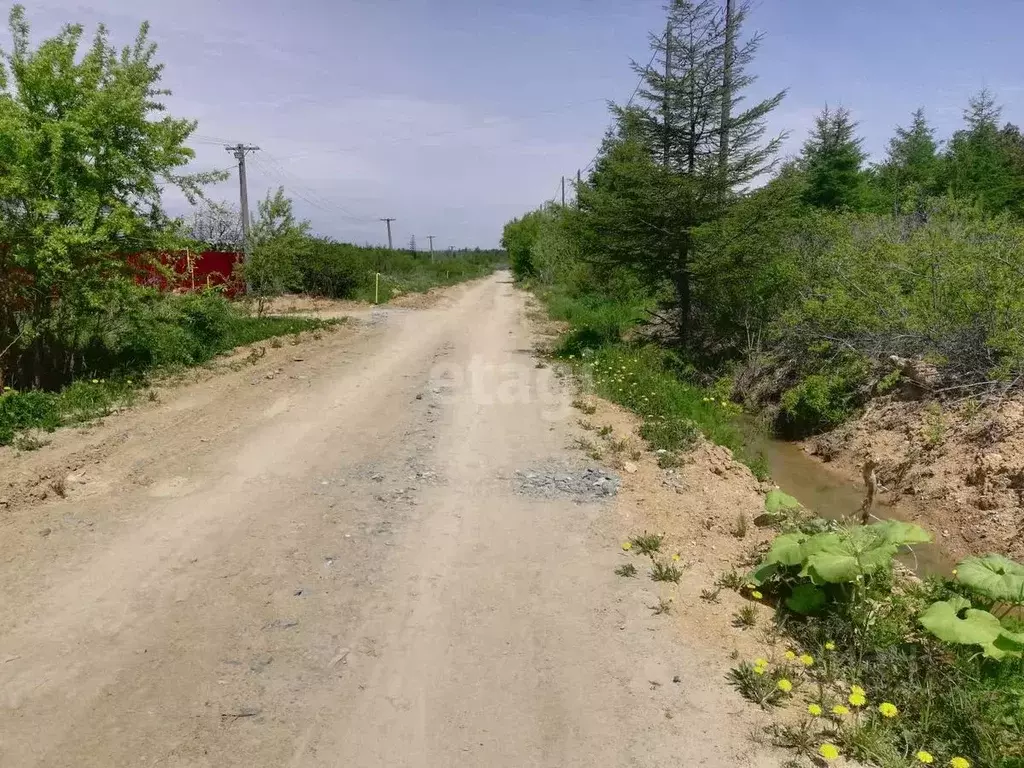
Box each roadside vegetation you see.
[504,0,1024,442]
[723,498,1024,768]
[507,2,1024,765]
[236,189,500,310]
[0,6,499,446]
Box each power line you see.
[580,31,666,174]
[248,154,375,223]
[274,97,609,161]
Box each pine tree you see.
[801,106,867,210]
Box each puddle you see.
[750,432,954,577]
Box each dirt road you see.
[0,273,769,767]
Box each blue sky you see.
[15,0,1024,247]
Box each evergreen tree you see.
[873,108,939,213]
[800,106,867,210]
[582,0,784,346]
[944,90,1024,215]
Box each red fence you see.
[131,250,244,297]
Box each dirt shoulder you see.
[804,395,1024,561]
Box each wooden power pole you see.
[426,235,436,260]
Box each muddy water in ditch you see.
[752,434,954,577]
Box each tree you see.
[589,0,784,345]
[800,106,867,211]
[188,200,243,250]
[0,6,223,388]
[501,209,546,280]
[872,108,939,214]
[944,90,1024,216]
[244,187,310,312]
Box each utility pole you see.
[561,176,566,207]
[426,235,436,260]
[380,217,396,249]
[719,0,735,190]
[576,169,582,208]
[225,144,260,245]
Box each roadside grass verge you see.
[535,285,768,478]
[349,256,498,303]
[1,310,334,447]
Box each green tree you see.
[583,0,784,346]
[872,108,940,214]
[800,106,867,211]
[501,209,546,280]
[244,187,310,311]
[0,5,222,388]
[944,90,1024,216]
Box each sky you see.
[12,0,1024,248]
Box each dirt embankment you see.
[805,396,1024,561]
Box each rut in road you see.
[0,274,772,767]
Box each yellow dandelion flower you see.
[753,658,769,668]
[949,758,970,768]
[672,553,681,561]
[621,542,632,551]
[851,685,866,697]
[752,590,763,600]
[753,666,766,675]
[776,678,793,693]
[878,702,899,718]
[849,692,866,707]
[916,751,935,764]
[831,704,850,716]
[824,641,836,651]
[799,654,814,667]
[784,650,797,661]
[808,703,823,717]
[91,379,99,384]
[819,743,840,761]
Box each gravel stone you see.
[512,463,620,501]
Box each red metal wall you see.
[132,251,244,297]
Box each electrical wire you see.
[248,154,375,223]
[580,32,665,174]
[273,96,609,161]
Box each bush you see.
[779,373,860,437]
[0,390,60,445]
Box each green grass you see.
[0,310,335,447]
[629,531,663,554]
[222,315,331,350]
[351,256,498,303]
[534,285,769,479]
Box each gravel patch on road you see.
[511,463,620,502]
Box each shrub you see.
[0,390,60,445]
[779,372,861,437]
